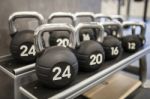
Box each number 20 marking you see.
[90,54,103,65]
[56,38,69,47]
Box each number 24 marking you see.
[20,45,36,57]
[52,66,71,81]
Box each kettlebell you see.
[75,12,96,41]
[47,12,76,47]
[9,11,44,63]
[121,21,146,53]
[95,15,123,60]
[75,22,105,72]
[34,23,78,88]
[102,22,123,60]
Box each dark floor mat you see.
[127,87,150,99]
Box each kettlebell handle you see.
[75,22,104,47]
[111,15,124,23]
[9,11,45,36]
[95,14,112,21]
[48,12,76,26]
[34,23,76,53]
[101,21,123,38]
[75,12,95,24]
[122,21,145,38]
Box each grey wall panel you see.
[0,0,101,56]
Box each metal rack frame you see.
[19,45,150,99]
[0,55,36,99]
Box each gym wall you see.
[101,0,150,18]
[0,0,101,56]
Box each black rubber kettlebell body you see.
[9,11,44,63]
[34,24,78,88]
[75,22,105,72]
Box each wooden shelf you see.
[83,72,141,99]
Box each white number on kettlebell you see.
[128,43,136,50]
[20,45,36,57]
[111,47,119,55]
[53,66,71,81]
[90,54,103,65]
[142,40,145,45]
[112,31,116,36]
[56,38,69,47]
[83,34,90,41]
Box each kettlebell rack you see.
[0,11,149,99]
[18,45,150,99]
[0,54,36,99]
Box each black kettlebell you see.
[95,15,123,60]
[9,11,44,63]
[75,12,96,41]
[47,12,76,47]
[121,21,146,53]
[102,22,123,60]
[75,22,105,72]
[34,23,78,88]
